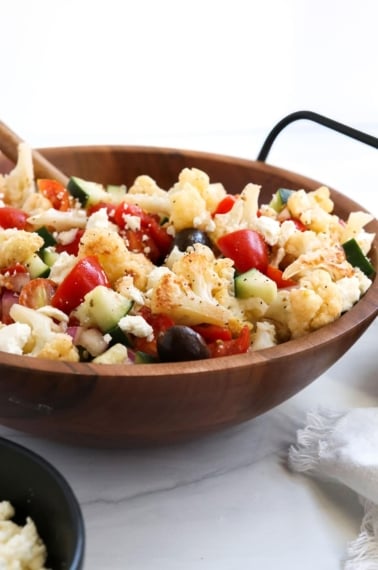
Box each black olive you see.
[173,228,213,252]
[157,325,211,362]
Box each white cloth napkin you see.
[289,407,378,569]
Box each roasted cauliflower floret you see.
[0,143,35,208]
[8,304,79,360]
[173,168,227,213]
[286,186,338,233]
[124,175,171,216]
[211,183,261,240]
[0,229,43,268]
[168,182,213,232]
[149,269,237,329]
[283,243,354,281]
[78,227,154,289]
[288,269,343,337]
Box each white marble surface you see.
[0,127,377,570]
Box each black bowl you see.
[0,437,85,570]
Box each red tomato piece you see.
[86,202,116,219]
[266,265,296,288]
[115,202,172,262]
[208,325,251,358]
[0,263,29,292]
[217,229,269,273]
[51,256,109,314]
[56,229,85,256]
[37,179,71,211]
[192,324,232,342]
[132,307,175,356]
[19,278,57,309]
[289,217,307,232]
[212,195,237,215]
[0,207,28,229]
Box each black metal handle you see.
[257,110,378,162]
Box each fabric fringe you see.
[288,408,346,474]
[344,500,378,570]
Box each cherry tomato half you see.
[0,206,28,229]
[208,325,251,358]
[212,195,237,216]
[51,256,109,314]
[37,179,71,211]
[217,229,269,273]
[19,278,57,309]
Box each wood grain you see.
[0,121,69,186]
[0,146,376,447]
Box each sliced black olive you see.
[157,325,211,362]
[173,228,213,252]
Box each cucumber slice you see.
[25,253,50,278]
[36,226,57,248]
[92,343,129,364]
[342,238,375,278]
[269,188,294,212]
[106,184,127,203]
[235,268,277,304]
[40,247,59,267]
[67,176,109,207]
[74,285,133,333]
[135,351,158,364]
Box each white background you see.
[1,0,377,200]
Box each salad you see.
[0,143,375,364]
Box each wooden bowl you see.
[0,146,377,447]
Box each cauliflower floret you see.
[283,243,354,281]
[0,143,34,208]
[173,168,227,213]
[168,182,210,232]
[0,229,43,268]
[169,243,245,333]
[9,304,79,360]
[250,321,277,351]
[36,335,80,361]
[21,191,52,215]
[286,186,338,233]
[288,269,343,337]
[0,322,31,354]
[335,270,372,312]
[340,211,375,255]
[211,183,261,240]
[78,227,154,289]
[150,269,237,329]
[27,207,87,231]
[123,175,171,216]
[114,275,145,306]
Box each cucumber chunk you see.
[74,285,133,333]
[67,176,109,207]
[25,253,50,278]
[235,268,277,304]
[40,247,59,267]
[36,226,57,248]
[269,188,294,212]
[93,343,129,364]
[342,238,375,278]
